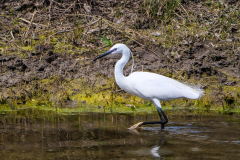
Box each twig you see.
[112,89,124,93]
[19,18,47,27]
[65,14,96,18]
[23,11,37,39]
[10,31,15,41]
[0,19,7,29]
[0,36,9,42]
[38,17,101,45]
[52,0,68,8]
[62,3,74,15]
[177,1,192,22]
[48,0,53,27]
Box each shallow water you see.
[0,109,239,159]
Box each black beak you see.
[93,48,116,61]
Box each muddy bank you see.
[0,0,240,110]
[1,41,240,88]
[1,40,240,109]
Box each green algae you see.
[1,63,240,115]
[1,69,240,114]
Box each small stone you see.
[120,9,126,14]
[215,33,220,37]
[113,17,121,24]
[151,32,161,37]
[14,6,22,10]
[83,3,91,13]
[182,40,188,45]
[125,104,134,107]
[197,4,202,7]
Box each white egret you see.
[93,44,204,129]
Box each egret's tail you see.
[194,86,204,98]
[184,84,204,99]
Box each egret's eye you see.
[110,48,117,52]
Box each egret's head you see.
[93,44,129,61]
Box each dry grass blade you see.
[19,18,47,27]
[23,11,37,39]
[38,17,101,46]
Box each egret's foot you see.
[128,128,140,134]
[161,123,165,129]
[129,122,143,130]
[161,120,168,129]
[162,120,168,124]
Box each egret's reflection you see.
[128,127,166,158]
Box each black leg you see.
[157,108,164,121]
[129,100,168,130]
[159,108,168,129]
[140,108,168,129]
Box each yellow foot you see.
[129,122,143,130]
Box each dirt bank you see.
[0,0,240,110]
[1,39,240,88]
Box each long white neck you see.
[114,49,130,86]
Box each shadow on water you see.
[0,109,240,159]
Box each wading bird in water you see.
[93,44,204,129]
